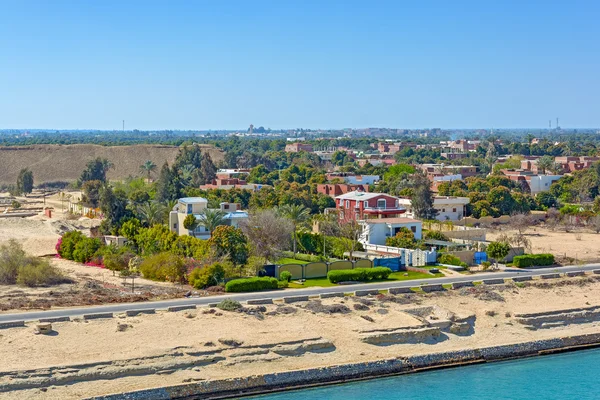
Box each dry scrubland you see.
[1,276,600,399]
[0,144,223,184]
[487,226,600,263]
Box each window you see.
[364,200,368,208]
[346,200,350,208]
[187,204,192,214]
[339,199,343,206]
[453,208,457,212]
[442,208,446,212]
[410,226,416,233]
[377,199,386,209]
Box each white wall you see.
[362,221,422,245]
[529,175,561,195]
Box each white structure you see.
[397,196,470,221]
[168,197,248,239]
[528,175,562,195]
[360,217,423,246]
[343,175,380,185]
[363,244,437,267]
[432,174,462,183]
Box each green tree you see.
[155,162,180,202]
[136,201,165,226]
[411,172,438,220]
[487,186,515,215]
[140,160,157,181]
[208,225,249,266]
[199,152,217,184]
[240,209,293,263]
[81,180,103,208]
[99,186,131,234]
[196,208,227,238]
[536,192,557,210]
[80,157,113,183]
[183,214,199,236]
[486,241,511,269]
[278,204,310,257]
[386,227,418,249]
[16,168,34,195]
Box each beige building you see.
[168,197,248,239]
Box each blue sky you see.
[0,0,599,130]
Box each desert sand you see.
[487,225,600,263]
[1,276,600,399]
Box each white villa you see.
[168,197,248,239]
[397,196,470,221]
[359,217,423,246]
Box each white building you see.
[168,197,248,239]
[344,175,380,185]
[397,196,470,221]
[528,175,562,195]
[360,217,423,246]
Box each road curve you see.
[1,263,599,323]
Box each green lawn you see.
[287,270,442,289]
[277,258,308,265]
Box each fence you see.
[273,259,373,280]
[363,244,437,267]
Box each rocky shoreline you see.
[89,332,600,400]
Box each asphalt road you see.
[1,263,599,323]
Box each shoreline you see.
[88,332,600,400]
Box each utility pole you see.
[122,120,125,132]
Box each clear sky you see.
[1,0,599,130]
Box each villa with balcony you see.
[334,191,406,222]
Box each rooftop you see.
[179,197,208,204]
[362,217,422,225]
[336,191,396,201]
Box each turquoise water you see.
[245,349,600,399]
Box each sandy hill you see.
[0,144,223,184]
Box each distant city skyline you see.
[1,1,599,130]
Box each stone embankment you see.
[88,332,600,400]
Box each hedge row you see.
[512,254,555,268]
[225,277,279,292]
[327,267,392,284]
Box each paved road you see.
[1,263,599,323]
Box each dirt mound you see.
[0,144,223,184]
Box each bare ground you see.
[1,276,600,399]
[487,225,600,263]
[0,144,223,184]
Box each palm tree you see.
[180,164,196,187]
[537,155,555,175]
[278,204,310,257]
[140,160,157,182]
[137,201,165,226]
[197,208,227,238]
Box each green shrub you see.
[438,253,465,267]
[225,277,279,292]
[513,254,555,268]
[16,259,69,287]
[279,271,292,282]
[327,267,392,284]
[0,239,28,284]
[103,251,134,275]
[72,237,103,263]
[277,280,289,289]
[58,231,85,260]
[216,299,242,311]
[280,251,323,263]
[188,263,226,289]
[424,230,449,242]
[139,252,186,283]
